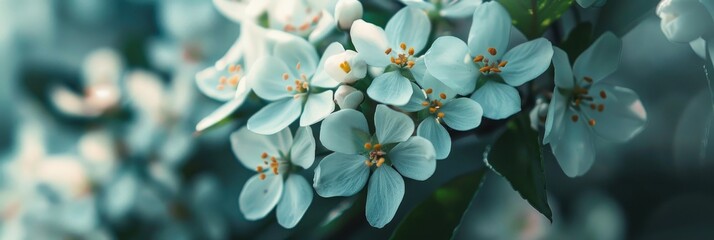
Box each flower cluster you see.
[194,0,648,229]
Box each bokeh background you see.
[1,0,713,239]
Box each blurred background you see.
[0,0,713,239]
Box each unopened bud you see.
[335,0,363,30]
[334,85,364,109]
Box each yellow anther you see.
[600,90,607,99]
[296,62,301,70]
[302,82,309,89]
[437,112,445,118]
[598,104,605,112]
[229,76,239,86]
[491,67,501,73]
[571,114,579,122]
[574,98,581,107]
[439,93,447,99]
[259,173,266,180]
[271,156,277,162]
[421,101,429,106]
[499,61,508,67]
[376,158,385,167]
[273,167,279,175]
[408,47,415,55]
[228,64,237,73]
[256,166,264,172]
[365,160,373,167]
[373,144,382,151]
[339,61,351,73]
[287,86,294,91]
[473,55,484,63]
[385,48,392,55]
[364,143,372,150]
[261,152,268,159]
[588,119,596,126]
[425,88,433,94]
[299,23,310,31]
[282,73,289,80]
[488,47,497,56]
[219,76,227,84]
[400,42,407,50]
[479,66,491,73]
[284,24,296,32]
[407,61,415,68]
[590,103,597,110]
[429,107,437,113]
[394,58,402,65]
[436,101,443,107]
[584,76,593,83]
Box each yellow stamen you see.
[439,93,446,99]
[479,66,491,73]
[365,160,373,167]
[256,166,264,172]
[473,55,484,63]
[421,101,429,106]
[273,168,279,175]
[437,112,445,118]
[229,76,239,86]
[425,88,433,94]
[590,103,597,110]
[499,61,508,67]
[284,24,295,32]
[259,173,266,180]
[282,73,289,80]
[429,107,436,113]
[261,152,268,159]
[219,76,227,84]
[597,104,605,112]
[588,119,596,126]
[228,64,237,73]
[400,42,406,50]
[364,143,372,150]
[296,62,301,70]
[600,90,607,99]
[376,158,385,167]
[407,61,415,68]
[385,48,392,55]
[287,86,294,92]
[299,23,310,31]
[490,67,501,73]
[408,47,415,55]
[571,114,579,122]
[339,61,351,73]
[488,47,497,56]
[373,144,382,151]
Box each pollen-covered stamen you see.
[571,114,579,122]
[215,64,243,90]
[282,10,323,34]
[339,61,351,73]
[569,77,609,127]
[473,48,508,74]
[256,152,289,180]
[424,90,448,120]
[386,43,417,68]
[365,142,388,168]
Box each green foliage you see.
[560,22,594,63]
[484,113,552,221]
[390,169,488,240]
[499,0,573,39]
[594,0,660,37]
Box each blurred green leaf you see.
[390,168,488,240]
[484,113,552,221]
[559,22,594,63]
[499,0,573,39]
[594,0,659,37]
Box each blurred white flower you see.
[657,0,714,58]
[158,0,219,41]
[335,0,363,30]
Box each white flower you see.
[335,0,363,30]
[334,85,364,109]
[231,127,316,228]
[350,6,431,105]
[544,34,647,177]
[657,0,714,58]
[401,0,482,18]
[324,43,367,84]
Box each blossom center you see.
[339,61,352,73]
[472,47,508,75]
[421,88,447,120]
[216,64,243,91]
[282,9,323,35]
[363,143,387,167]
[257,152,289,180]
[569,76,607,127]
[385,42,417,68]
[282,62,311,97]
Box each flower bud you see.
[334,85,364,110]
[657,0,714,43]
[325,50,367,84]
[335,0,363,30]
[529,98,549,130]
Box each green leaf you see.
[390,168,488,240]
[594,0,659,37]
[484,112,552,221]
[499,0,574,39]
[559,22,594,63]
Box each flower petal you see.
[239,174,284,220]
[351,20,391,67]
[308,10,336,43]
[195,67,236,101]
[543,90,568,145]
[366,166,405,228]
[231,127,293,170]
[276,174,313,228]
[274,37,320,78]
[312,42,344,88]
[247,99,303,135]
[290,127,316,169]
[582,84,647,143]
[249,56,295,101]
[385,6,431,54]
[389,136,437,179]
[319,109,371,154]
[367,71,413,105]
[467,1,511,58]
[212,0,249,23]
[424,36,478,95]
[552,47,575,89]
[470,81,521,120]
[195,85,250,132]
[440,0,482,18]
[500,38,554,86]
[399,83,428,112]
[573,32,621,84]
[300,91,335,126]
[313,152,370,197]
[375,104,415,144]
[440,98,483,131]
[400,0,435,11]
[417,117,451,160]
[416,70,458,103]
[551,110,596,178]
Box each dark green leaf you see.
[499,0,574,39]
[559,22,594,63]
[594,0,659,37]
[484,113,552,221]
[390,168,488,240]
